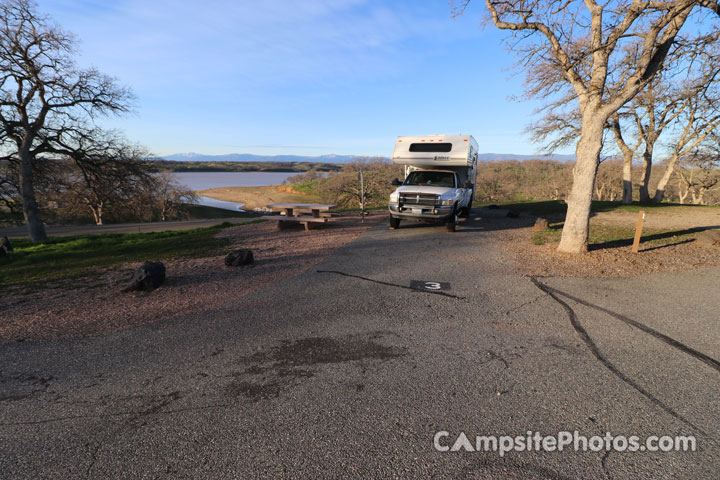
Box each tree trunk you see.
[622,152,633,204]
[652,154,679,203]
[678,179,690,205]
[18,146,48,242]
[558,116,604,253]
[638,145,653,202]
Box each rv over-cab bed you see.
[391,135,478,167]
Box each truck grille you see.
[399,192,438,206]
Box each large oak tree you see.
[455,0,720,252]
[0,0,132,241]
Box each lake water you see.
[171,172,296,190]
[171,172,297,211]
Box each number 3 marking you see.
[425,282,441,290]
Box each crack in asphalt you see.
[84,390,185,478]
[316,270,465,299]
[601,450,612,480]
[502,294,548,316]
[535,282,720,375]
[530,277,708,436]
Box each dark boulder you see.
[225,249,254,267]
[0,236,12,256]
[123,261,166,292]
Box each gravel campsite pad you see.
[1,215,382,343]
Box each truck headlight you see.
[440,199,454,206]
[389,192,399,203]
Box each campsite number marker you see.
[410,280,451,291]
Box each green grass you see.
[532,222,703,250]
[483,200,715,249]
[289,180,318,195]
[477,200,720,217]
[0,221,260,287]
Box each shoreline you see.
[197,185,320,210]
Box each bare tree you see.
[0,0,132,240]
[651,66,720,201]
[631,77,686,202]
[146,172,197,222]
[594,158,624,201]
[607,113,642,203]
[319,158,401,208]
[54,130,150,225]
[454,0,720,252]
[673,136,720,204]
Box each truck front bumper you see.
[388,203,454,221]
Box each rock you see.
[696,229,720,246]
[123,261,166,292]
[0,236,12,255]
[225,249,254,267]
[534,218,550,231]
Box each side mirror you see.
[463,181,473,189]
[391,178,401,186]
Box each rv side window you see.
[409,143,452,153]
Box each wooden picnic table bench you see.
[262,203,338,230]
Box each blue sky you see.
[41,0,551,158]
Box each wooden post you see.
[632,210,646,253]
[359,170,365,223]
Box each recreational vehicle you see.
[388,135,477,232]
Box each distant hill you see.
[160,153,361,163]
[159,152,576,163]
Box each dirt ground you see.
[488,211,720,278]
[197,185,319,210]
[0,214,383,343]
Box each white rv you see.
[388,134,478,232]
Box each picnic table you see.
[262,203,338,230]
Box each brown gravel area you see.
[0,214,383,343]
[487,217,720,278]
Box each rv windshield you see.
[404,171,456,188]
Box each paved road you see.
[0,217,252,238]
[1,213,718,479]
